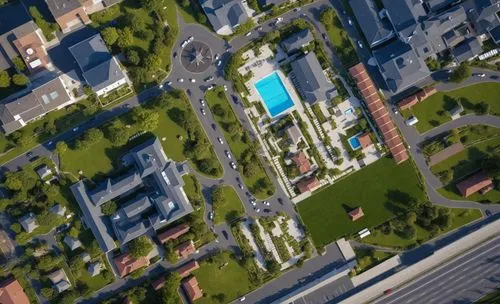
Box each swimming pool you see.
[255,72,294,117]
[348,133,362,150]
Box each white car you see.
[255,208,261,213]
[239,297,246,302]
[208,211,214,220]
[357,40,363,48]
[190,78,196,83]
[181,40,188,48]
[72,127,79,132]
[474,73,486,78]
[217,137,224,144]
[264,201,270,206]
[225,150,231,159]
[178,78,184,83]
[200,99,205,106]
[205,76,214,82]
[201,108,206,116]
[276,17,283,23]
[294,7,301,12]
[245,31,252,37]
[217,60,222,66]
[207,85,215,91]
[214,53,220,61]
[223,85,228,91]
[251,201,256,207]
[166,81,172,85]
[188,36,194,42]
[348,18,353,26]
[230,161,237,169]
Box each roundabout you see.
[181,40,213,73]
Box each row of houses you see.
[0,2,127,134]
[350,0,500,94]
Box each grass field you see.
[354,249,394,274]
[362,208,482,248]
[62,93,221,180]
[322,11,358,68]
[476,288,500,303]
[431,137,500,180]
[298,157,426,248]
[438,185,500,204]
[193,251,252,304]
[214,185,244,224]
[402,83,500,133]
[205,87,274,199]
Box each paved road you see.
[374,236,500,304]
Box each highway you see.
[374,236,500,304]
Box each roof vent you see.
[26,48,34,55]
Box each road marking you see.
[380,241,500,304]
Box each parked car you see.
[207,84,215,91]
[26,152,33,158]
[239,297,246,302]
[55,223,70,234]
[250,200,256,207]
[357,40,363,48]
[245,31,252,37]
[217,137,224,144]
[166,81,172,86]
[485,209,492,216]
[348,18,353,26]
[181,40,188,48]
[72,127,79,132]
[384,289,393,295]
[392,106,399,114]
[223,85,228,91]
[263,201,270,206]
[230,161,237,170]
[211,123,217,130]
[238,183,244,190]
[405,116,419,126]
[190,78,196,83]
[217,60,222,66]
[474,73,486,78]
[225,150,231,159]
[188,36,194,42]
[200,99,205,106]
[208,211,214,220]
[222,230,229,240]
[277,197,283,205]
[205,76,214,82]
[263,209,271,213]
[201,108,206,116]
[173,52,177,58]
[255,208,261,213]
[178,78,184,83]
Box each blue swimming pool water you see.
[348,134,362,150]
[344,108,354,115]
[255,72,294,117]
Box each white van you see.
[405,116,419,126]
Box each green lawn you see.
[0,68,27,100]
[438,185,500,204]
[354,249,394,274]
[476,288,500,303]
[431,137,500,181]
[62,92,222,180]
[76,257,114,291]
[362,208,482,248]
[214,185,244,224]
[193,251,252,304]
[322,11,359,68]
[297,157,426,248]
[402,83,500,133]
[205,87,275,199]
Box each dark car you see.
[26,151,33,158]
[277,198,283,205]
[187,89,192,96]
[485,209,492,216]
[55,223,70,234]
[263,209,271,213]
[173,52,177,58]
[232,95,238,103]
[222,230,229,240]
[212,123,217,130]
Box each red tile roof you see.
[349,63,408,165]
[182,276,203,302]
[157,224,190,244]
[456,171,494,197]
[0,278,30,304]
[291,151,311,174]
[348,207,364,221]
[176,240,196,259]
[177,260,200,278]
[296,177,321,194]
[152,277,166,291]
[114,253,150,278]
[358,133,373,149]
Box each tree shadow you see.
[341,203,355,213]
[442,95,458,111]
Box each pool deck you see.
[238,45,301,119]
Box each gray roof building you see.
[80,252,91,263]
[19,212,38,233]
[290,52,337,104]
[421,5,468,53]
[452,37,483,62]
[0,3,33,70]
[281,29,314,53]
[88,262,102,277]
[382,0,427,42]
[463,0,500,35]
[424,0,457,12]
[46,0,82,18]
[201,0,249,35]
[36,165,53,179]
[262,0,288,6]
[349,0,394,47]
[69,34,126,95]
[285,124,303,146]
[63,235,82,251]
[50,204,66,217]
[0,76,73,134]
[70,137,193,252]
[47,269,71,293]
[373,39,431,93]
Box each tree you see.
[12,57,26,71]
[55,141,68,155]
[0,70,10,88]
[12,73,28,86]
[140,0,163,12]
[117,27,134,49]
[320,8,335,27]
[212,104,226,117]
[165,242,179,264]
[131,107,159,131]
[101,27,119,46]
[450,63,471,83]
[75,128,104,150]
[128,235,153,258]
[127,14,146,33]
[41,287,55,299]
[69,256,84,277]
[101,201,118,215]
[144,54,162,72]
[126,49,141,65]
[267,259,280,274]
[106,123,130,146]
[400,224,416,240]
[158,272,182,304]
[211,186,226,211]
